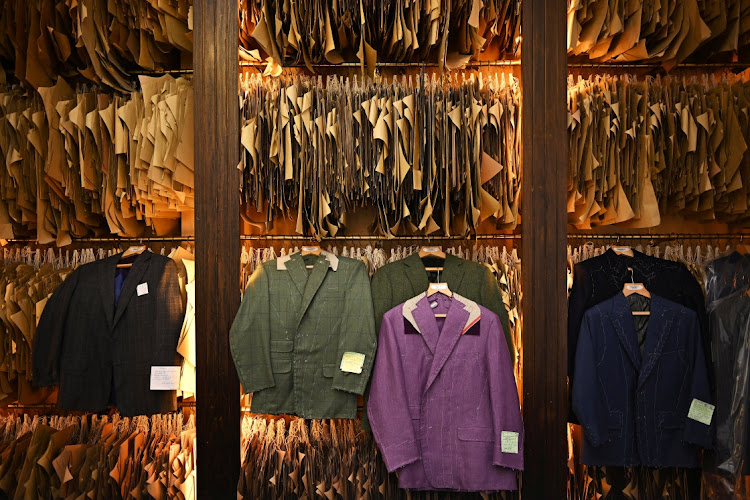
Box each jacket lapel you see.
[296,255,331,323]
[283,253,309,296]
[402,253,429,294]
[610,293,642,370]
[425,295,471,391]
[441,254,466,291]
[98,256,117,330]
[403,294,440,354]
[638,295,675,388]
[113,251,152,327]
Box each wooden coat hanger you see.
[117,245,147,269]
[420,245,446,272]
[300,245,321,269]
[623,267,650,316]
[426,263,452,317]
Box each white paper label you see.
[688,399,715,425]
[301,246,320,252]
[613,247,631,253]
[625,284,644,291]
[340,352,365,374]
[501,431,519,454]
[430,301,438,309]
[150,366,181,390]
[127,245,146,253]
[429,283,448,291]
[422,247,441,253]
[137,283,149,296]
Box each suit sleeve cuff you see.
[381,440,421,472]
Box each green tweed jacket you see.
[230,252,377,419]
[370,253,513,359]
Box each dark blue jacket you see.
[572,292,713,467]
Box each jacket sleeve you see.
[572,309,609,447]
[567,262,590,423]
[332,262,377,395]
[367,311,420,472]
[230,265,274,393]
[156,260,184,354]
[486,313,524,470]
[683,310,714,449]
[479,265,514,366]
[370,266,393,336]
[32,268,79,387]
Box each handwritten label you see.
[127,245,146,253]
[150,366,181,390]
[501,431,519,454]
[301,246,320,252]
[429,283,448,291]
[137,283,149,296]
[430,301,438,309]
[421,247,441,253]
[625,284,644,291]
[688,399,715,426]
[340,352,365,374]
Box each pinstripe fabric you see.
[230,252,377,419]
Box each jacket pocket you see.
[457,427,493,442]
[271,359,292,373]
[322,364,335,378]
[608,411,623,439]
[271,340,294,353]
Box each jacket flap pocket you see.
[457,427,493,442]
[271,358,292,374]
[271,340,294,353]
[659,411,684,429]
[322,364,335,378]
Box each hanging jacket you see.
[368,292,523,491]
[230,251,377,419]
[573,292,713,467]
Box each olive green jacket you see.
[370,253,513,357]
[230,252,377,419]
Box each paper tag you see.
[301,246,320,252]
[688,399,715,425]
[150,366,181,390]
[501,431,519,454]
[429,283,448,291]
[430,301,438,309]
[137,283,149,296]
[421,247,441,253]
[613,247,631,252]
[625,284,644,291]
[127,245,146,254]
[340,352,365,374]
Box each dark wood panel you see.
[521,0,568,497]
[194,0,241,498]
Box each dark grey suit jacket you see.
[33,251,183,416]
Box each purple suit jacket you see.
[368,292,524,491]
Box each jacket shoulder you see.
[372,258,407,277]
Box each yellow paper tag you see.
[688,399,714,426]
[501,431,519,454]
[340,352,365,374]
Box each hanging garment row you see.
[568,72,750,229]
[0,244,194,410]
[0,75,194,244]
[240,73,521,238]
[231,243,523,493]
[568,0,750,66]
[565,241,750,499]
[239,0,520,71]
[0,0,193,92]
[0,412,195,500]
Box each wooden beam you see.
[194,0,241,497]
[521,0,568,497]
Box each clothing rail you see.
[4,401,196,409]
[239,60,521,68]
[240,234,521,241]
[130,69,194,75]
[568,232,750,240]
[1,236,195,244]
[568,62,750,70]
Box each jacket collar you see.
[279,252,337,323]
[99,250,153,329]
[402,292,480,391]
[608,292,676,387]
[603,248,658,284]
[401,252,467,294]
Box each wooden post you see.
[521,1,568,498]
[194,0,241,497]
